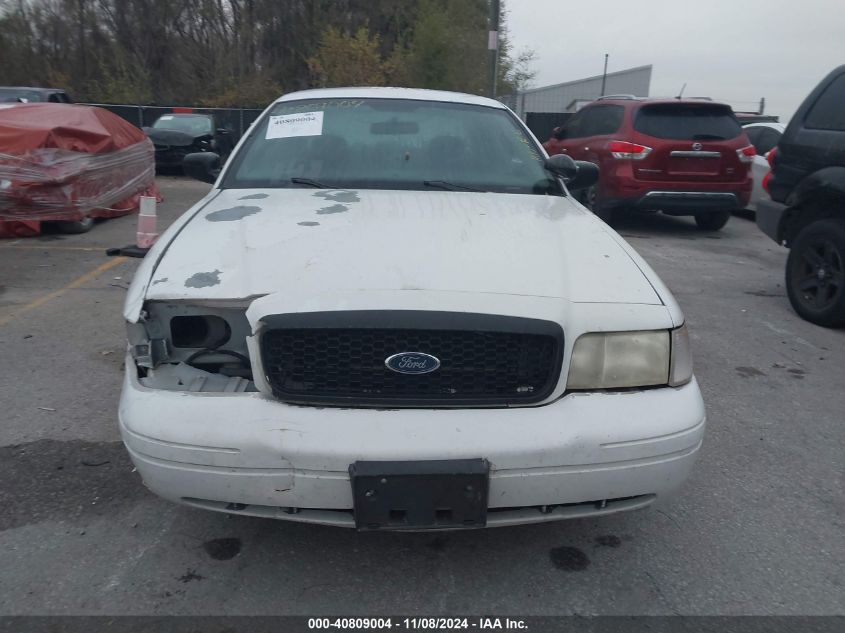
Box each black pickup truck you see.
[757,65,845,327]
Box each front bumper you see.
[756,198,788,244]
[119,357,706,528]
[153,146,192,167]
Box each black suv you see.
[757,65,845,327]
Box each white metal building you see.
[508,65,652,118]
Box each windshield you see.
[634,104,742,140]
[0,88,45,102]
[152,114,213,135]
[223,98,558,195]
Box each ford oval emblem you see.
[385,352,441,375]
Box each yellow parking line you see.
[2,244,109,252]
[0,257,127,327]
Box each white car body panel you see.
[120,87,704,528]
[745,122,785,212]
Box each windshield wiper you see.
[691,134,727,140]
[423,180,485,192]
[290,177,332,188]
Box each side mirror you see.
[545,155,599,191]
[553,127,567,140]
[183,152,221,184]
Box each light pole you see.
[488,0,500,98]
[600,53,609,96]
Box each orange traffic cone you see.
[136,195,159,249]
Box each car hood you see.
[141,188,662,307]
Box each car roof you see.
[274,87,506,109]
[0,86,65,93]
[592,96,734,109]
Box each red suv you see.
[543,97,755,230]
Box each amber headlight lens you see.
[567,330,671,390]
[668,324,693,387]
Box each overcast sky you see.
[505,0,845,121]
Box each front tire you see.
[579,185,613,223]
[786,219,845,327]
[53,217,95,234]
[694,211,730,231]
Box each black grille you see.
[259,311,563,407]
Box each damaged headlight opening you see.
[127,305,253,378]
[170,315,231,349]
[567,325,692,390]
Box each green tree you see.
[496,1,537,96]
[308,26,389,87]
[401,0,488,94]
[0,0,533,106]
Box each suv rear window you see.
[634,104,742,140]
[804,73,845,132]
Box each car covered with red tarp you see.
[0,103,159,236]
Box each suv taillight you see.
[608,140,652,160]
[767,146,778,166]
[736,145,756,164]
[762,147,777,194]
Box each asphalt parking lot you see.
[0,176,842,616]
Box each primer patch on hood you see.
[238,193,269,200]
[316,204,348,215]
[185,270,222,288]
[206,205,262,222]
[314,190,360,203]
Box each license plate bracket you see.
[349,459,489,530]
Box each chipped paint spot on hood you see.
[185,269,222,288]
[316,203,348,215]
[206,205,262,222]
[314,190,360,203]
[142,189,663,306]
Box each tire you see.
[579,185,613,223]
[694,211,731,231]
[53,217,95,234]
[786,219,845,327]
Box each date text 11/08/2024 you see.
[307,617,528,630]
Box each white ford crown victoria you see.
[120,88,705,530]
